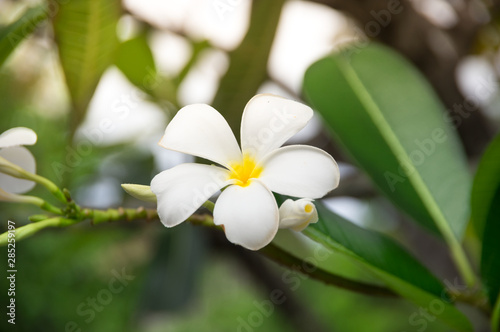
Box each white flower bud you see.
[121,183,157,202]
[278,198,318,232]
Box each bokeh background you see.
[1,0,500,331]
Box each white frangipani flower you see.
[151,94,339,250]
[0,127,37,194]
[279,198,318,232]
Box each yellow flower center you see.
[304,204,313,213]
[228,154,263,187]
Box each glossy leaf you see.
[272,228,387,288]
[51,0,121,129]
[303,44,474,285]
[471,132,500,306]
[0,5,48,68]
[303,202,472,332]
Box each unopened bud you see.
[278,198,318,232]
[121,183,157,203]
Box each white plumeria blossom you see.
[151,94,339,250]
[0,127,37,194]
[279,198,319,232]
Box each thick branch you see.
[260,243,398,297]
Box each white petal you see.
[240,94,313,160]
[159,104,241,169]
[213,180,279,250]
[0,127,37,148]
[0,147,36,193]
[259,145,339,199]
[279,198,319,232]
[151,163,232,227]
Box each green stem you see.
[0,207,159,246]
[29,214,50,222]
[0,204,213,245]
[492,295,500,332]
[39,201,64,215]
[1,193,63,215]
[448,239,477,288]
[90,207,158,225]
[22,172,67,203]
[0,217,77,245]
[0,156,66,203]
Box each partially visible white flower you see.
[0,127,37,194]
[0,187,41,205]
[0,188,22,202]
[279,198,318,232]
[151,94,340,250]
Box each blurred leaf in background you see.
[51,0,121,132]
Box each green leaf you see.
[471,132,500,306]
[492,294,500,332]
[303,43,475,285]
[0,5,48,68]
[115,34,157,92]
[51,0,121,130]
[115,34,179,107]
[306,203,443,296]
[303,203,472,332]
[272,228,386,287]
